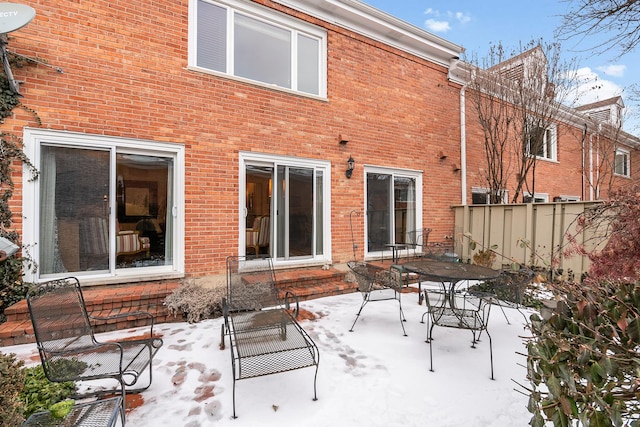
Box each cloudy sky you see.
[362,0,640,133]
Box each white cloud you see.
[425,18,451,33]
[596,64,626,77]
[569,67,623,106]
[454,12,471,25]
[423,9,469,33]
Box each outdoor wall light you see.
[346,155,355,179]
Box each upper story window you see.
[614,148,630,177]
[191,0,327,97]
[525,124,557,161]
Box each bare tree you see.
[557,0,640,58]
[465,44,515,203]
[465,40,579,203]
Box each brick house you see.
[4,0,638,287]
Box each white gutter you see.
[460,85,467,204]
[274,0,463,67]
[448,58,467,204]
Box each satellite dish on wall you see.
[0,3,35,34]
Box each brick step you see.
[0,268,356,348]
[0,282,181,347]
[275,267,347,292]
[282,279,358,302]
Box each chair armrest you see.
[89,311,156,334]
[282,291,300,318]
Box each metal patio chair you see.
[347,261,407,336]
[220,255,319,418]
[469,268,534,324]
[26,277,163,425]
[406,228,432,258]
[423,285,494,379]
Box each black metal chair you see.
[26,277,163,425]
[422,285,494,379]
[470,268,534,324]
[406,228,432,258]
[347,261,407,336]
[220,255,319,418]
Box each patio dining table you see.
[402,260,500,379]
[402,260,500,305]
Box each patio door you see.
[242,154,329,263]
[38,145,175,276]
[365,167,422,258]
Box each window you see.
[555,195,581,202]
[614,148,630,177]
[241,153,331,264]
[23,129,184,281]
[365,167,422,258]
[191,0,326,97]
[471,187,508,204]
[526,125,557,160]
[523,192,549,203]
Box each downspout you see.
[460,85,467,204]
[589,133,594,201]
[581,123,587,201]
[448,57,467,205]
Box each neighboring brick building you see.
[4,0,638,286]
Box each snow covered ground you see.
[3,289,536,426]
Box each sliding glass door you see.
[242,153,329,263]
[38,144,176,276]
[365,167,422,258]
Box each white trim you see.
[523,192,550,203]
[274,0,462,67]
[363,165,423,260]
[189,0,328,98]
[557,195,581,202]
[614,147,631,177]
[239,151,332,267]
[22,128,185,283]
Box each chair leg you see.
[232,376,237,419]
[428,324,435,372]
[312,361,319,402]
[349,299,368,332]
[398,304,407,336]
[497,301,511,325]
[487,329,494,380]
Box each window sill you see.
[186,66,328,102]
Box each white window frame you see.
[526,124,557,161]
[364,165,423,260]
[471,187,508,204]
[188,0,327,98]
[614,148,630,177]
[22,128,185,283]
[239,152,332,267]
[523,192,549,203]
[556,195,581,202]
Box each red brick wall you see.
[7,0,462,277]
[8,0,632,280]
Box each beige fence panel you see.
[453,202,603,279]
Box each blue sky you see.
[362,0,640,133]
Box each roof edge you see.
[273,0,463,67]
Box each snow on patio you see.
[3,290,535,426]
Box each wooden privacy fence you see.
[452,201,605,280]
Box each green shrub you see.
[525,280,640,427]
[0,352,26,426]
[20,364,77,419]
